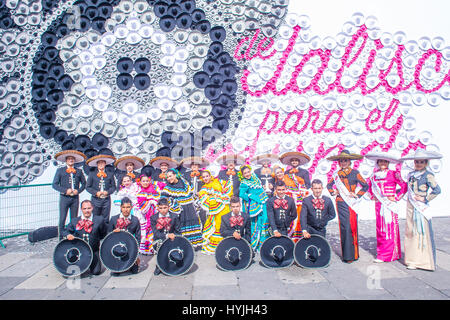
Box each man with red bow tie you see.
[86,154,117,223]
[267,181,297,237]
[52,150,87,240]
[300,179,336,238]
[217,154,246,198]
[150,197,181,275]
[107,197,141,275]
[220,197,251,242]
[63,200,107,275]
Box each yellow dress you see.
[198,177,233,254]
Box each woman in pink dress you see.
[134,174,163,255]
[366,152,407,263]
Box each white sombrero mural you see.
[0,0,448,216]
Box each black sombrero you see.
[100,231,139,273]
[53,237,93,277]
[156,235,195,276]
[294,234,331,269]
[260,235,295,269]
[215,237,253,271]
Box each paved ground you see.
[1,217,450,300]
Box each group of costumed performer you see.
[53,146,442,272]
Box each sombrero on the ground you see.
[251,153,279,165]
[215,237,253,271]
[294,234,331,269]
[279,152,311,166]
[156,235,195,276]
[53,237,93,277]
[114,155,145,171]
[260,235,295,269]
[401,149,443,161]
[215,154,246,166]
[180,156,210,169]
[100,231,139,273]
[86,154,116,167]
[149,156,179,169]
[364,151,403,164]
[54,150,87,163]
[326,149,363,161]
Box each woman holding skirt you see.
[238,165,270,252]
[401,149,442,271]
[366,152,407,263]
[198,170,232,254]
[134,175,162,255]
[160,168,203,250]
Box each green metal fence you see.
[0,183,59,248]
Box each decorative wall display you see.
[0,0,448,189]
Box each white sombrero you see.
[364,151,403,164]
[114,155,145,171]
[215,154,246,166]
[86,154,116,167]
[149,156,179,169]
[401,149,443,161]
[54,150,87,163]
[279,152,311,166]
[180,156,210,169]
[251,153,279,165]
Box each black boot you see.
[130,263,139,274]
[154,266,161,275]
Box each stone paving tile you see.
[94,287,146,300]
[102,265,153,289]
[46,274,111,300]
[318,251,396,300]
[192,285,241,300]
[276,264,326,285]
[0,253,33,272]
[0,277,28,296]
[440,289,450,298]
[14,264,66,289]
[402,266,450,291]
[285,281,344,300]
[0,289,52,300]
[436,250,450,271]
[143,273,195,300]
[194,253,238,287]
[0,258,50,278]
[351,247,409,280]
[381,277,449,300]
[236,262,290,300]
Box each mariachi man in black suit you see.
[150,197,181,275]
[52,150,87,240]
[267,181,298,237]
[220,196,251,242]
[217,154,246,198]
[86,155,116,223]
[300,179,336,238]
[108,197,141,275]
[63,200,107,275]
